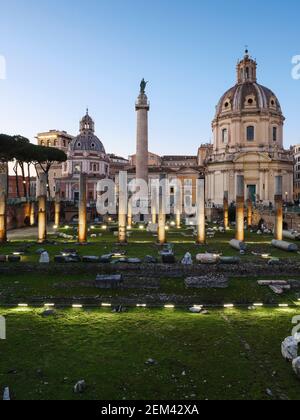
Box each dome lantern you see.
[80,108,95,134]
[236,49,257,84]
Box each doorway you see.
[247,185,256,202]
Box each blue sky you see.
[0,0,300,158]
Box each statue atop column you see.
[140,79,148,94]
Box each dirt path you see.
[7,226,54,241]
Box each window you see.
[273,127,277,142]
[247,126,255,142]
[222,128,228,144]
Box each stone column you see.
[38,173,47,243]
[274,176,283,241]
[30,202,35,226]
[247,188,253,229]
[236,175,245,242]
[175,183,182,229]
[127,197,132,229]
[0,164,8,243]
[151,203,157,225]
[54,192,61,227]
[118,172,127,244]
[151,179,158,224]
[223,191,229,230]
[78,173,87,243]
[135,90,150,184]
[24,201,31,221]
[196,178,206,244]
[158,175,166,245]
[176,212,181,229]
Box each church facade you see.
[206,51,293,206]
[58,111,109,202]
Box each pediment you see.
[176,167,200,175]
[233,152,272,164]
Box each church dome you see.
[215,51,283,120]
[69,110,106,154]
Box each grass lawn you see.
[0,273,299,306]
[0,307,299,400]
[1,226,300,306]
[1,226,300,262]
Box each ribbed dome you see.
[69,110,106,154]
[69,134,106,153]
[216,82,282,117]
[215,51,283,120]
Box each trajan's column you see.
[136,79,149,184]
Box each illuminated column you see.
[151,179,158,224]
[196,178,206,244]
[176,212,181,229]
[247,188,253,229]
[118,172,127,244]
[127,197,132,229]
[223,191,229,230]
[0,165,8,243]
[151,204,157,225]
[158,175,167,245]
[175,182,182,229]
[24,201,31,220]
[235,175,245,242]
[274,176,283,241]
[38,173,47,243]
[78,173,87,243]
[30,202,35,226]
[54,192,61,227]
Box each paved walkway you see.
[7,226,55,241]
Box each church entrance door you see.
[247,185,256,202]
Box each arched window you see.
[222,128,228,144]
[247,126,255,142]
